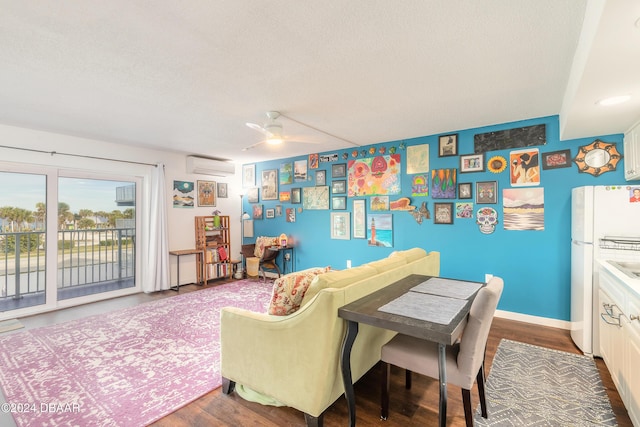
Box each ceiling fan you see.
[243,111,318,151]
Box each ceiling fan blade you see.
[241,140,265,151]
[246,122,270,136]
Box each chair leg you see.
[461,388,474,427]
[381,362,390,420]
[221,377,235,394]
[405,369,412,389]
[476,363,488,418]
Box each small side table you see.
[169,249,205,292]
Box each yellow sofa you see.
[220,248,440,427]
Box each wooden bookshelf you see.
[194,215,232,283]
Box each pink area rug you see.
[0,279,273,427]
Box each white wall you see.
[0,123,242,288]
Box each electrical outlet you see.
[346,260,352,269]
[485,273,493,283]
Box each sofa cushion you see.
[300,265,378,307]
[366,256,407,273]
[390,247,427,263]
[268,267,330,316]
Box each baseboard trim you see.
[495,309,571,330]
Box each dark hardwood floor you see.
[149,281,634,427]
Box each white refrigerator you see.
[570,185,640,355]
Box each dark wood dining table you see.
[337,274,483,427]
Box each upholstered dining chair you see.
[240,243,281,281]
[380,277,503,426]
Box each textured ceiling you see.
[0,1,639,165]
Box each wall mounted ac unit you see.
[186,156,235,177]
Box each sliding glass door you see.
[0,166,140,316]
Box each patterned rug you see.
[475,339,617,426]
[0,279,273,427]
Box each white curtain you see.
[143,163,170,292]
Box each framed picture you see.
[315,170,326,186]
[331,179,346,194]
[286,207,296,223]
[247,187,259,203]
[330,212,350,240]
[458,183,472,199]
[291,187,301,204]
[294,159,308,182]
[275,205,283,216]
[407,144,430,174]
[242,164,256,188]
[265,208,275,219]
[476,181,498,204]
[353,199,366,239]
[303,186,330,210]
[434,203,454,224]
[217,182,228,198]
[370,195,389,211]
[332,196,346,210]
[542,149,571,170]
[279,162,293,185]
[261,169,278,200]
[197,180,216,206]
[173,181,195,208]
[438,134,458,157]
[279,191,291,202]
[460,153,485,173]
[332,163,347,178]
[252,204,263,219]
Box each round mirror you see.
[584,148,610,168]
[573,140,622,176]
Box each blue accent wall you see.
[243,115,635,321]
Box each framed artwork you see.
[542,149,572,170]
[460,153,485,173]
[458,183,472,199]
[279,162,293,184]
[247,187,259,203]
[331,212,350,240]
[252,204,263,219]
[407,144,430,173]
[315,170,326,186]
[303,186,330,210]
[434,203,454,224]
[309,153,319,169]
[291,187,301,204]
[197,180,216,206]
[438,134,458,157]
[332,196,346,210]
[217,182,228,198]
[294,159,308,182]
[411,174,429,196]
[173,180,195,208]
[332,163,347,178]
[261,169,278,200]
[275,205,283,216]
[370,195,389,211]
[332,180,346,194]
[353,199,366,239]
[476,181,498,204]
[503,188,545,231]
[265,208,275,219]
[286,207,296,223]
[573,140,621,176]
[510,148,540,186]
[455,202,474,219]
[279,191,291,202]
[367,213,393,247]
[431,168,457,199]
[242,164,256,188]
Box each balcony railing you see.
[0,228,135,310]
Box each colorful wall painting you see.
[348,154,401,196]
[430,168,457,199]
[294,159,308,182]
[503,188,544,231]
[279,162,293,185]
[173,180,194,208]
[406,144,429,173]
[510,148,540,186]
[411,174,429,196]
[367,213,393,247]
[456,202,474,219]
[370,196,389,211]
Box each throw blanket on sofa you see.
[254,236,277,258]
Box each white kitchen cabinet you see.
[625,295,640,427]
[599,263,640,426]
[624,120,640,181]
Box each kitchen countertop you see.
[599,259,640,297]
